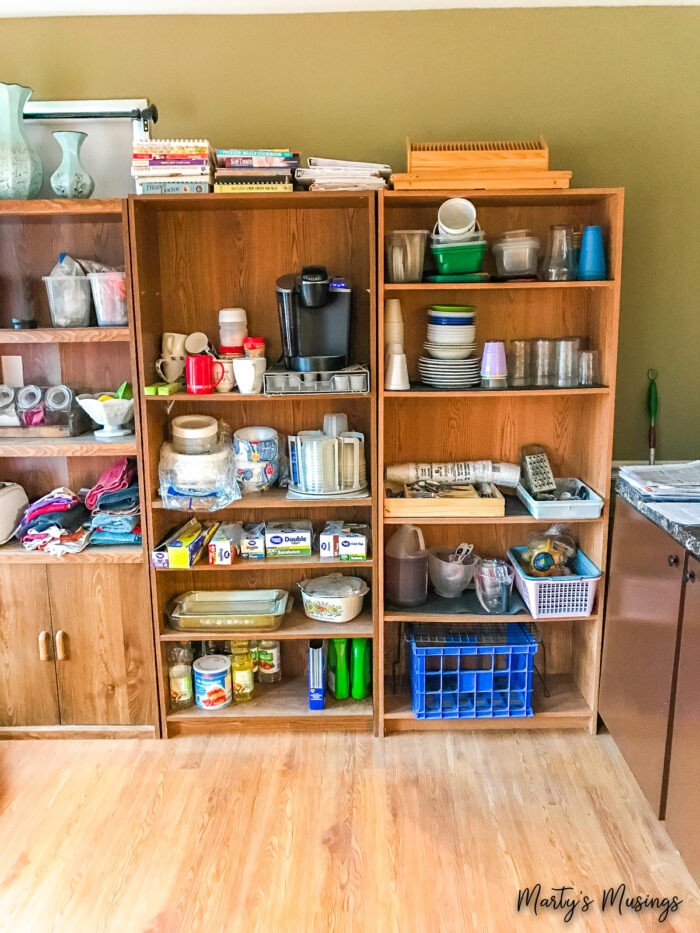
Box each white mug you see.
[185,331,212,355]
[156,356,185,383]
[233,357,266,395]
[215,358,235,393]
[162,332,187,357]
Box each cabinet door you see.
[599,497,684,817]
[665,554,700,881]
[0,565,60,726]
[47,564,154,726]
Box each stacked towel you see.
[85,458,137,510]
[88,460,141,548]
[18,490,91,556]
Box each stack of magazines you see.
[132,139,214,194]
[296,157,392,191]
[213,149,299,192]
[619,461,700,501]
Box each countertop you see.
[615,477,700,559]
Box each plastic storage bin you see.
[43,276,92,327]
[516,479,604,520]
[430,241,487,275]
[408,622,538,719]
[88,272,127,326]
[491,233,540,277]
[507,546,601,619]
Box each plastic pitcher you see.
[384,524,428,607]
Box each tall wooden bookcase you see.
[377,189,624,735]
[0,200,156,738]
[129,192,378,737]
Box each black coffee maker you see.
[275,266,352,372]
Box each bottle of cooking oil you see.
[258,639,281,684]
[231,640,254,703]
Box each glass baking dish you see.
[167,589,290,631]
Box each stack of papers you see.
[619,461,700,501]
[296,157,392,191]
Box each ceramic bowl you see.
[77,394,134,439]
[424,343,476,360]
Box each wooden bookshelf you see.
[377,188,624,735]
[129,191,378,737]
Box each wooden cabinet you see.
[599,496,684,817]
[0,565,59,726]
[665,555,700,881]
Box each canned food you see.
[193,654,232,709]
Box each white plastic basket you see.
[507,547,601,619]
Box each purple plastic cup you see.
[481,341,507,378]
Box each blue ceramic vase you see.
[50,131,94,199]
[0,83,43,200]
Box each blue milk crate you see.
[407,623,539,720]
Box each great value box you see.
[319,522,370,561]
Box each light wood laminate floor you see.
[1,731,698,932]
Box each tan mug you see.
[215,358,235,393]
[161,332,187,357]
[155,356,185,383]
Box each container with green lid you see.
[430,241,487,275]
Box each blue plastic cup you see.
[578,225,606,281]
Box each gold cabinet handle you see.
[38,630,52,661]
[55,630,68,661]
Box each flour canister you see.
[193,654,232,709]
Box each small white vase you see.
[50,131,95,199]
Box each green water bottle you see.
[350,638,371,700]
[327,639,349,699]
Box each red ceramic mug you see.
[186,355,224,395]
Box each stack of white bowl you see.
[420,305,480,388]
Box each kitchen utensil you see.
[186,355,225,394]
[423,343,475,360]
[554,337,582,388]
[454,542,474,563]
[474,559,515,613]
[533,338,554,387]
[428,546,477,598]
[172,415,218,454]
[384,230,429,283]
[385,524,428,607]
[233,357,266,394]
[578,225,607,280]
[385,352,410,390]
[276,266,352,372]
[88,272,127,326]
[542,225,577,281]
[507,338,532,387]
[647,367,658,464]
[167,589,290,631]
[426,324,476,345]
[521,444,556,495]
[437,197,477,237]
[579,349,601,386]
[298,574,369,623]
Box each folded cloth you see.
[43,527,91,557]
[89,530,142,547]
[19,487,80,530]
[90,512,140,533]
[93,504,140,518]
[94,482,140,513]
[19,503,90,537]
[85,458,137,511]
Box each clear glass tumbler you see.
[543,225,578,281]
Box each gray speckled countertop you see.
[615,477,700,559]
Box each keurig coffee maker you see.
[275,266,352,372]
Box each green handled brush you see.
[647,368,658,464]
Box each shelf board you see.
[383,494,605,524]
[0,434,137,457]
[160,607,374,641]
[385,386,610,399]
[384,609,599,624]
[155,553,372,572]
[153,486,371,511]
[383,674,592,731]
[145,392,371,402]
[0,541,143,564]
[166,676,373,734]
[383,281,614,292]
[0,327,130,344]
[0,198,123,217]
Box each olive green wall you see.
[1,9,698,459]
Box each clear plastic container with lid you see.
[491,230,541,278]
[219,308,248,348]
[171,414,218,455]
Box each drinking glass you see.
[507,338,532,387]
[533,338,554,387]
[579,349,601,386]
[554,337,582,388]
[543,225,578,281]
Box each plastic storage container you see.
[516,479,604,520]
[385,230,429,283]
[491,231,541,277]
[430,241,487,275]
[408,622,538,720]
[167,589,290,631]
[428,547,477,598]
[298,574,369,623]
[43,276,92,327]
[171,415,218,455]
[384,525,428,607]
[88,272,127,326]
[219,308,248,348]
[507,547,601,619]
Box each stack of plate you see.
[418,356,481,388]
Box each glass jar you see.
[250,640,259,680]
[231,640,254,703]
[258,640,282,684]
[167,643,194,711]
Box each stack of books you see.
[213,149,299,193]
[132,139,214,194]
[295,157,391,191]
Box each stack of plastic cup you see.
[480,341,508,389]
[578,226,607,281]
[507,338,532,387]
